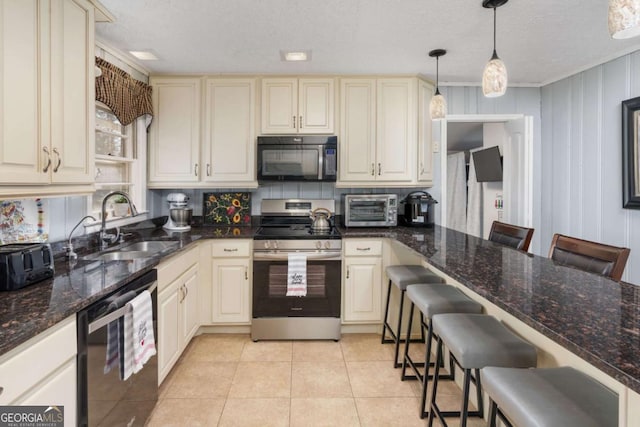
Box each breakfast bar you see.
[340,224,640,426]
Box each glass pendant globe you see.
[482,57,508,98]
[429,93,446,119]
[609,0,640,39]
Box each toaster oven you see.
[342,194,398,227]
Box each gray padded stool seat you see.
[382,265,445,368]
[483,366,618,427]
[428,313,537,427]
[401,284,483,419]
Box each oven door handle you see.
[88,281,157,334]
[253,252,342,261]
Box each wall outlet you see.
[433,141,440,153]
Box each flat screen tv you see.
[472,146,503,182]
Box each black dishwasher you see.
[77,269,158,427]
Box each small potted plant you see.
[112,195,130,217]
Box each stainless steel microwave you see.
[342,194,398,227]
[257,136,337,182]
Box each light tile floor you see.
[147,334,487,426]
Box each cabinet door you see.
[50,0,94,184]
[203,79,256,184]
[158,285,180,384]
[211,258,250,324]
[261,78,297,134]
[0,0,48,184]
[298,78,334,134]
[376,78,416,182]
[181,266,200,344]
[343,257,383,322]
[338,79,376,182]
[418,80,434,184]
[149,78,201,183]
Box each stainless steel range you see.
[252,199,342,341]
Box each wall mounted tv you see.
[472,146,503,182]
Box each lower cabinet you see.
[210,240,252,324]
[342,239,384,323]
[0,316,77,427]
[157,246,199,384]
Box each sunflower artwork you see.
[203,192,252,226]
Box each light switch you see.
[433,141,440,153]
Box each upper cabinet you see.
[261,78,335,134]
[0,0,95,196]
[148,77,258,188]
[338,77,433,187]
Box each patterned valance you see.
[95,57,153,126]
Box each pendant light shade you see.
[609,0,640,39]
[428,49,447,120]
[482,0,509,98]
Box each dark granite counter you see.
[0,225,258,358]
[339,224,640,394]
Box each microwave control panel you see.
[325,148,337,175]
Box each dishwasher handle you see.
[88,281,157,334]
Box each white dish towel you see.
[287,253,307,296]
[122,290,156,380]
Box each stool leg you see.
[401,302,415,380]
[391,289,407,367]
[381,279,393,344]
[460,369,472,427]
[419,319,435,418]
[488,399,498,427]
[427,337,443,427]
[474,368,484,419]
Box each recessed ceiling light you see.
[280,50,311,61]
[129,50,159,61]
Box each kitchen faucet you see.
[100,191,139,249]
[65,215,97,259]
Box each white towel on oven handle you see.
[122,290,156,380]
[287,252,307,296]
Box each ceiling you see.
[95,0,640,85]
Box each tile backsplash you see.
[0,199,49,244]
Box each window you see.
[89,101,147,222]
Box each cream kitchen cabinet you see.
[417,79,434,184]
[338,77,434,188]
[342,239,384,323]
[261,77,335,134]
[157,246,199,384]
[0,316,77,427]
[0,0,95,197]
[210,239,252,324]
[148,77,201,185]
[148,77,257,188]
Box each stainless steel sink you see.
[82,240,180,262]
[119,241,179,252]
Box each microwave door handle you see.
[318,146,324,180]
[88,282,157,333]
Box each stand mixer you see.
[164,193,192,231]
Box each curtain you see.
[447,152,467,233]
[466,150,483,238]
[95,57,153,126]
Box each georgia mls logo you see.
[0,405,64,427]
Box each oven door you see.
[252,252,341,317]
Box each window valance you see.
[95,57,152,126]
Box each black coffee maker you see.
[399,191,437,227]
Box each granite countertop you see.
[338,224,640,394]
[0,224,259,358]
[3,221,639,395]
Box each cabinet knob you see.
[52,148,62,173]
[0,386,3,396]
[194,163,199,177]
[356,247,371,251]
[346,267,350,279]
[223,248,238,252]
[371,163,375,176]
[292,115,296,129]
[420,163,425,174]
[299,115,303,128]
[42,147,52,173]
[207,163,211,176]
[378,163,381,175]
[245,267,248,280]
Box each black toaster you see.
[0,243,55,291]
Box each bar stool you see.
[401,284,484,419]
[382,265,446,367]
[488,220,534,252]
[482,366,618,427]
[428,313,537,427]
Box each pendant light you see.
[482,0,509,98]
[429,49,447,120]
[609,0,640,39]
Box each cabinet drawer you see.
[344,240,383,256]
[0,316,76,404]
[211,239,251,257]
